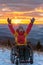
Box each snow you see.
[0,48,43,65]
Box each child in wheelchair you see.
[7,18,35,64]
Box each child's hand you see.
[7,18,11,24]
[31,18,35,23]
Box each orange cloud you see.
[34,7,43,13]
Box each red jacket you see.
[8,22,33,46]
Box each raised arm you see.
[26,18,35,35]
[7,18,15,34]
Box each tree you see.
[36,41,42,51]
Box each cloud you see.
[0,0,43,12]
[1,7,11,12]
[34,7,43,13]
[1,4,6,6]
[6,3,37,12]
[0,0,43,13]
[0,13,3,17]
[39,13,43,16]
[0,0,43,22]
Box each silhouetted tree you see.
[36,41,42,51]
[6,38,11,47]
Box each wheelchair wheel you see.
[30,58,33,64]
[10,48,15,64]
[29,46,33,64]
[16,59,18,65]
[30,53,33,64]
[10,54,15,64]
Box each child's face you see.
[19,28,23,32]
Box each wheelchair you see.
[10,44,33,65]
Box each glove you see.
[7,18,11,24]
[31,18,35,23]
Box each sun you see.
[12,19,22,24]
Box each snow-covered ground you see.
[0,48,43,65]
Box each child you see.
[7,18,35,46]
[7,18,35,61]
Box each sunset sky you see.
[0,0,43,24]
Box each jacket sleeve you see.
[8,24,15,34]
[26,22,33,35]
